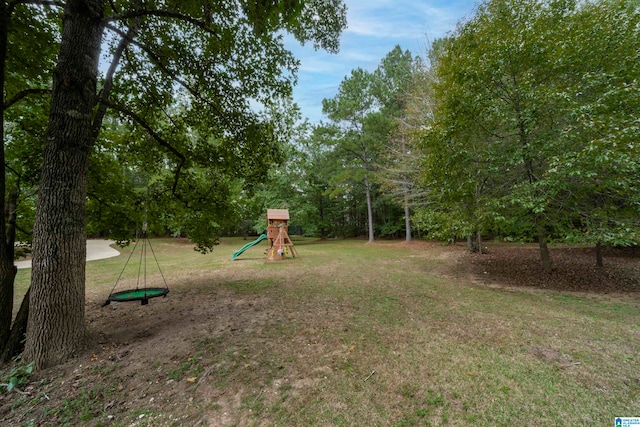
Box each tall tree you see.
[3,0,346,369]
[542,0,640,266]
[0,0,12,357]
[298,124,350,238]
[372,46,416,241]
[24,0,105,367]
[420,0,640,269]
[322,68,378,242]
[0,1,58,358]
[423,0,577,270]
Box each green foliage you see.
[372,45,414,116]
[376,50,425,196]
[3,0,348,255]
[2,4,60,254]
[321,65,398,241]
[416,0,640,252]
[542,0,640,247]
[245,46,423,241]
[0,0,348,370]
[0,361,34,393]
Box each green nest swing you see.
[102,233,169,307]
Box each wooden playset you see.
[266,209,298,261]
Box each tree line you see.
[252,0,639,275]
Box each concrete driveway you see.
[15,239,121,270]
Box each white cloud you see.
[343,0,467,40]
[284,0,478,123]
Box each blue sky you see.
[284,0,478,123]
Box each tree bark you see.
[0,191,18,353]
[318,195,326,239]
[467,233,482,253]
[23,0,104,369]
[0,263,16,352]
[364,171,374,243]
[403,183,411,242]
[537,226,553,274]
[0,0,14,352]
[362,143,374,243]
[595,241,603,268]
[2,287,28,362]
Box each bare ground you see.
[0,240,638,426]
[464,243,640,294]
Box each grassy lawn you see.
[3,237,639,426]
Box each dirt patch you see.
[528,345,574,366]
[462,244,640,294]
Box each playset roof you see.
[267,209,290,221]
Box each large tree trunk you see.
[23,0,104,369]
[0,4,26,363]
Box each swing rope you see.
[107,237,141,298]
[146,236,168,290]
[101,231,169,307]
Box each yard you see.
[1,237,638,426]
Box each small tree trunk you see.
[595,241,604,268]
[537,227,553,273]
[0,191,19,352]
[2,287,29,362]
[466,235,475,252]
[467,233,481,253]
[0,0,12,353]
[403,184,411,242]
[0,263,16,352]
[319,196,326,239]
[364,172,374,243]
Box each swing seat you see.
[102,230,170,307]
[102,287,169,306]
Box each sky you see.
[284,0,478,124]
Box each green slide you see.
[231,234,267,260]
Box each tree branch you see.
[107,0,119,15]
[3,88,50,110]
[99,99,186,195]
[105,9,220,40]
[87,191,134,225]
[92,11,141,139]
[103,23,226,120]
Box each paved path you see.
[15,239,121,270]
